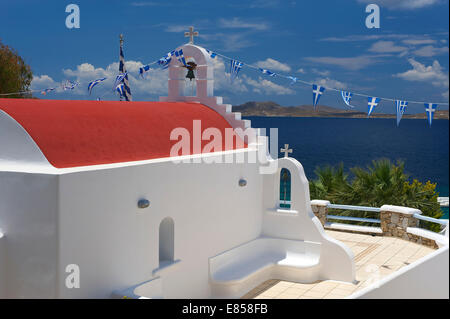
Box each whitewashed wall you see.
[0,171,58,298]
[57,150,263,298]
[351,246,449,299]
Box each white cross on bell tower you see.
[185,26,199,44]
[280,144,293,158]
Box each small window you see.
[279,168,291,209]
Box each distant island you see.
[233,101,449,120]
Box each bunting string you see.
[0,43,448,126]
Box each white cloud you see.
[314,77,347,90]
[304,55,382,71]
[413,45,449,57]
[254,58,291,72]
[394,58,449,98]
[311,68,330,77]
[357,0,442,10]
[218,18,268,31]
[368,41,408,53]
[31,75,59,90]
[297,68,306,74]
[402,39,437,45]
[243,75,295,95]
[60,61,169,97]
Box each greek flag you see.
[230,60,243,83]
[424,103,438,126]
[175,49,187,66]
[367,97,380,117]
[158,50,175,69]
[139,65,151,79]
[41,87,55,95]
[206,49,217,59]
[62,80,79,90]
[88,77,106,95]
[287,76,297,85]
[259,68,276,77]
[312,84,325,109]
[116,83,125,97]
[341,91,354,108]
[119,41,132,101]
[113,72,128,91]
[395,100,408,127]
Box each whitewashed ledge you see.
[310,200,330,206]
[380,205,422,215]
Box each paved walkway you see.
[244,230,436,299]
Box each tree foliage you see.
[309,159,442,231]
[0,39,33,98]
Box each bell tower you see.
[161,43,214,102]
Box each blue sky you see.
[1,0,448,113]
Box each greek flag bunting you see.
[341,91,354,108]
[139,65,151,79]
[87,77,106,95]
[175,49,187,66]
[367,97,380,117]
[62,80,79,90]
[119,42,132,101]
[206,49,217,59]
[424,103,438,126]
[395,100,408,126]
[116,83,125,97]
[230,60,243,83]
[259,68,276,77]
[41,88,55,95]
[113,72,128,91]
[312,84,325,109]
[287,76,297,85]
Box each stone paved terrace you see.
[243,230,437,299]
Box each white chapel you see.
[0,42,355,298]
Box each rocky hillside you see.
[233,101,449,119]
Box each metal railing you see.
[325,203,381,225]
[413,213,448,226]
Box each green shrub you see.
[309,159,442,231]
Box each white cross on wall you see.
[280,144,293,158]
[185,26,199,44]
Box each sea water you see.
[245,116,449,218]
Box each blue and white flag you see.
[119,39,132,101]
[259,68,276,77]
[41,87,55,95]
[87,77,106,95]
[175,49,187,66]
[206,49,217,59]
[139,65,151,79]
[62,80,79,90]
[341,91,354,108]
[230,60,243,83]
[287,76,297,85]
[113,72,128,90]
[367,97,380,117]
[158,50,175,69]
[312,84,325,109]
[116,83,125,97]
[395,100,408,126]
[424,103,438,126]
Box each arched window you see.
[159,217,174,266]
[279,168,291,209]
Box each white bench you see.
[209,237,321,298]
